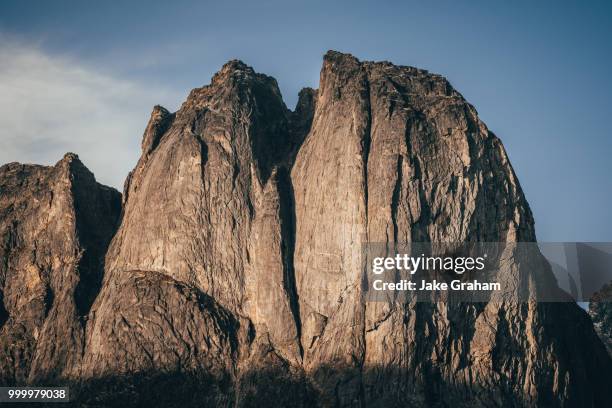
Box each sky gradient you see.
[0,0,610,242]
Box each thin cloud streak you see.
[0,39,182,190]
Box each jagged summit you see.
[141,105,173,155]
[215,58,255,77]
[0,152,83,173]
[60,151,79,162]
[324,49,446,78]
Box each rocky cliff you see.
[0,154,121,385]
[0,51,610,407]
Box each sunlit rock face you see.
[1,51,610,407]
[0,154,120,384]
[290,51,610,407]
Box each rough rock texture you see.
[0,154,121,385]
[81,60,309,392]
[1,51,611,407]
[590,282,612,356]
[290,52,611,407]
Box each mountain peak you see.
[324,50,359,63]
[210,58,257,86]
[60,151,80,164]
[1,51,609,406]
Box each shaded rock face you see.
[590,282,612,356]
[0,154,121,385]
[0,51,610,407]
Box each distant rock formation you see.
[590,282,612,356]
[0,51,610,407]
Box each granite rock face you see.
[290,52,611,407]
[78,61,312,403]
[1,51,611,407]
[0,154,121,385]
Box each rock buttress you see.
[0,154,120,384]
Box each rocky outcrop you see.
[0,154,121,385]
[0,51,610,407]
[590,282,612,356]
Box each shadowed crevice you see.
[70,159,122,318]
[276,167,303,357]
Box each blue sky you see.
[0,0,610,241]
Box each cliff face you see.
[0,51,610,407]
[0,154,121,385]
[289,52,611,407]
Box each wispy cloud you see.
[0,38,182,190]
